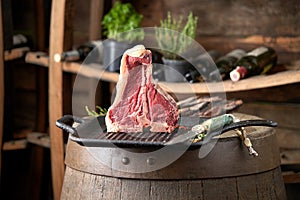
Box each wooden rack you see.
[0,8,31,188]
[0,50,32,175]
[0,47,31,152]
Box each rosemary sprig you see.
[85,105,107,117]
[155,11,198,60]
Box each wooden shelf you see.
[159,69,300,94]
[1,133,50,151]
[25,52,300,93]
[4,47,30,61]
[283,172,300,184]
[25,51,49,67]
[62,62,119,82]
[27,132,50,148]
[3,139,28,150]
[57,62,300,94]
[67,62,300,94]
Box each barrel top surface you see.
[64,113,281,179]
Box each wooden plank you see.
[272,167,287,198]
[4,47,30,61]
[141,0,300,37]
[62,61,300,94]
[62,62,119,82]
[283,173,300,184]
[2,139,28,150]
[60,171,286,199]
[255,169,278,200]
[35,0,46,50]
[236,35,300,53]
[149,181,181,200]
[63,0,74,51]
[177,34,300,64]
[236,175,258,200]
[197,35,300,64]
[27,132,50,148]
[121,179,150,200]
[60,167,83,199]
[159,69,300,94]
[25,51,49,67]
[132,0,300,63]
[202,178,238,200]
[49,0,70,199]
[24,53,300,94]
[280,149,300,165]
[100,176,122,200]
[185,180,203,200]
[89,0,103,40]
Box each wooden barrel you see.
[60,114,286,200]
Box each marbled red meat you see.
[105,45,179,133]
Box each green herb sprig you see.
[155,11,198,60]
[101,1,144,43]
[85,106,107,117]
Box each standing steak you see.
[105,45,179,133]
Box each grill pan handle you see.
[56,115,85,135]
[195,119,278,145]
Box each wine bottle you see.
[194,50,220,74]
[184,70,201,83]
[230,46,277,82]
[184,50,220,83]
[208,49,246,81]
[54,40,103,63]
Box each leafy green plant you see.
[85,106,107,117]
[155,11,198,60]
[101,1,144,43]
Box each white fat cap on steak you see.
[125,45,147,57]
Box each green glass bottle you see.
[184,50,220,83]
[208,49,246,81]
[230,46,277,82]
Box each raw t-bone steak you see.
[105,45,179,133]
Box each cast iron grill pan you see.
[56,115,277,148]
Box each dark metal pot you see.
[162,57,193,82]
[103,39,135,72]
